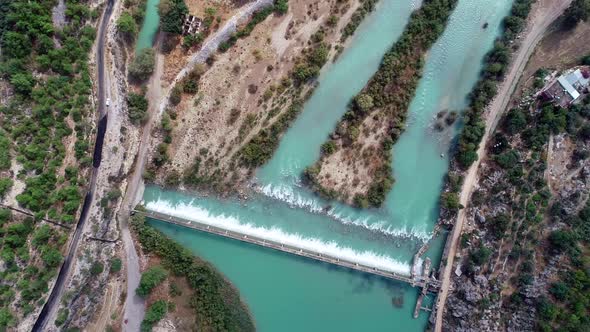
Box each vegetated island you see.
[304,0,459,209]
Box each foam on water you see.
[258,183,431,242]
[145,198,412,275]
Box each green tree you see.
[136,266,168,297]
[110,258,122,273]
[0,178,13,199]
[129,48,156,81]
[441,192,463,210]
[158,0,188,34]
[562,0,590,29]
[0,308,14,329]
[127,92,149,124]
[41,247,63,267]
[90,262,104,276]
[10,72,34,95]
[117,12,138,40]
[355,93,374,113]
[141,300,168,332]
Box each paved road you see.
[433,1,573,331]
[32,1,114,330]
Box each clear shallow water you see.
[143,0,514,330]
[135,0,160,51]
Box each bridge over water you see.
[134,209,441,294]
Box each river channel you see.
[139,0,514,330]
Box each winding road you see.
[433,0,573,330]
[32,0,114,330]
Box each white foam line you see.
[258,183,432,242]
[145,198,411,275]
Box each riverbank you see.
[305,0,459,208]
[131,213,255,331]
[433,0,575,330]
[147,0,385,195]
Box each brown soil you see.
[315,115,390,200]
[143,256,197,331]
[156,0,360,189]
[517,21,590,96]
[162,1,240,82]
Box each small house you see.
[182,15,203,36]
[541,67,590,107]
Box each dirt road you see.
[118,1,276,328]
[434,1,573,331]
[119,42,164,332]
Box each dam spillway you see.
[134,209,441,293]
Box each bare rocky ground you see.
[434,0,575,329]
[436,2,590,331]
[150,0,361,192]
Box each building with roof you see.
[541,67,590,107]
[182,15,203,36]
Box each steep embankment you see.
[145,0,379,195]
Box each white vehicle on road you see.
[106,98,110,107]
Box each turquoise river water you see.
[140,0,514,330]
[135,0,161,51]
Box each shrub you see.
[127,92,149,124]
[129,48,156,81]
[117,12,138,40]
[170,86,182,105]
[141,300,167,332]
[110,258,122,273]
[136,266,168,297]
[90,262,104,276]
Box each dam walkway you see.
[133,209,441,294]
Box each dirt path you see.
[119,41,164,332]
[118,1,273,328]
[433,1,573,330]
[157,0,274,115]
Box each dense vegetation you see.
[307,0,459,208]
[562,0,590,29]
[239,102,303,166]
[132,215,255,332]
[537,97,590,331]
[158,0,188,34]
[450,92,590,330]
[0,0,98,325]
[340,0,378,41]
